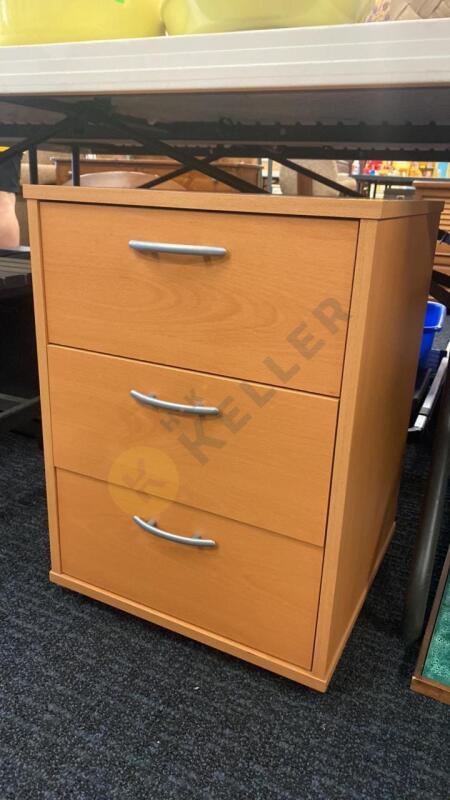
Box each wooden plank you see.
[49,568,328,691]
[23,185,443,221]
[47,345,338,546]
[411,548,450,705]
[57,468,323,670]
[411,675,450,705]
[40,202,357,396]
[313,211,440,679]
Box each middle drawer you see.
[48,346,338,547]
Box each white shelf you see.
[0,19,450,96]
[1,19,449,158]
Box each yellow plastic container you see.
[162,0,373,34]
[0,0,163,46]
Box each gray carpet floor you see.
[1,379,449,799]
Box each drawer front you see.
[48,346,338,547]
[57,469,323,670]
[41,202,357,396]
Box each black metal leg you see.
[266,159,274,193]
[139,151,227,189]
[403,357,450,643]
[93,113,268,194]
[28,146,39,185]
[71,145,81,186]
[0,117,72,167]
[262,150,363,198]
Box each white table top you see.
[1,19,450,96]
[1,19,449,157]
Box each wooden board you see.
[313,210,441,680]
[23,185,443,220]
[26,201,62,571]
[57,468,323,671]
[40,202,357,396]
[49,570,328,691]
[411,547,450,705]
[47,345,338,546]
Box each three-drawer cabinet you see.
[25,186,441,691]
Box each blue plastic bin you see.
[418,301,447,369]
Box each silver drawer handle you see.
[133,516,217,548]
[130,389,220,416]
[129,240,227,258]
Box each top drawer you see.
[40,202,357,395]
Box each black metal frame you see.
[0,250,39,435]
[0,394,40,435]
[403,266,450,643]
[0,96,364,196]
[403,355,450,643]
[4,91,450,191]
[3,87,450,158]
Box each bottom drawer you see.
[57,469,323,670]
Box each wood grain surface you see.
[48,345,338,546]
[313,211,440,678]
[57,468,323,670]
[40,203,357,395]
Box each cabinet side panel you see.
[27,200,61,571]
[314,212,440,678]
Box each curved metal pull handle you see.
[129,240,227,258]
[130,389,220,416]
[133,516,217,548]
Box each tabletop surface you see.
[1,19,450,159]
[1,19,450,96]
[23,184,445,220]
[354,175,450,184]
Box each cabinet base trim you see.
[49,570,328,692]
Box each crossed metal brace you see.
[0,96,362,197]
